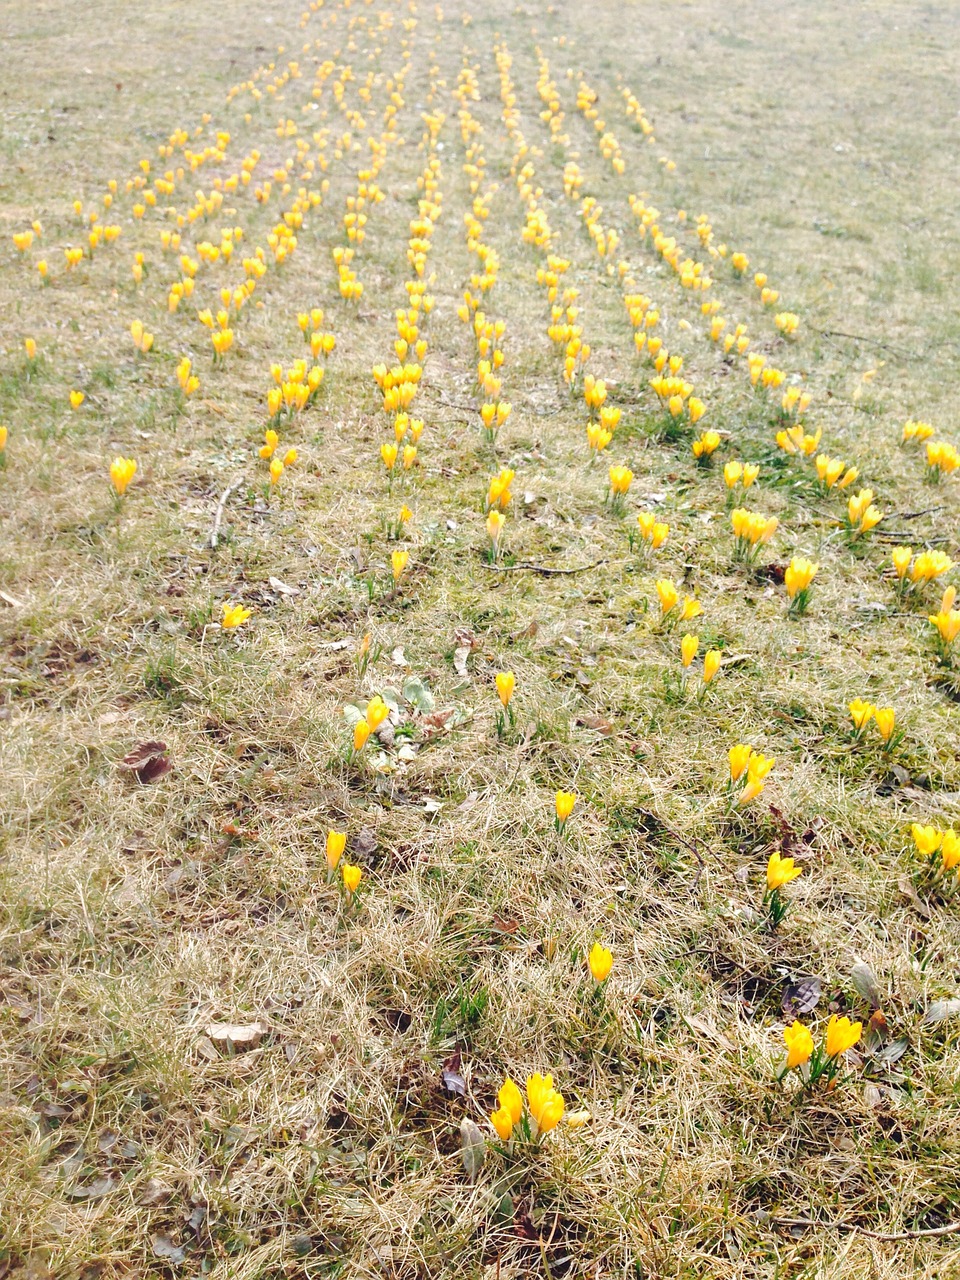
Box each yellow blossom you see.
[873,707,896,742]
[69,390,85,409]
[526,1073,565,1133]
[109,456,137,496]
[608,465,633,495]
[221,602,252,629]
[767,850,802,890]
[783,1021,814,1069]
[495,672,515,707]
[656,578,679,615]
[848,698,875,732]
[391,550,409,583]
[326,831,346,870]
[911,823,942,857]
[490,1106,514,1141]
[784,556,818,600]
[891,546,912,579]
[703,649,721,683]
[342,864,362,894]
[588,942,613,982]
[555,791,577,825]
[353,719,372,752]
[680,633,699,667]
[729,744,753,784]
[824,1014,862,1058]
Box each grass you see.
[1,0,960,1276]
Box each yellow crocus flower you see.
[391,550,409,583]
[783,1020,814,1069]
[848,698,875,732]
[109,456,137,496]
[703,649,721,684]
[911,823,941,857]
[380,442,398,471]
[680,633,699,667]
[588,942,612,982]
[555,791,577,825]
[824,1014,862,1058]
[873,707,896,742]
[656,578,679,615]
[784,556,818,600]
[366,697,389,730]
[940,829,960,871]
[490,1105,514,1141]
[767,850,802,890]
[495,672,515,707]
[221,602,252,629]
[498,1078,524,1125]
[353,719,372,752]
[341,863,362,894]
[891,546,912,579]
[326,831,346,870]
[729,743,753,783]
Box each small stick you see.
[485,560,607,576]
[810,327,921,361]
[208,478,244,550]
[638,808,707,890]
[774,1215,960,1242]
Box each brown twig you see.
[485,560,606,576]
[811,327,921,361]
[208,477,245,550]
[638,808,707,890]
[774,1215,960,1242]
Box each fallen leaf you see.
[152,1234,186,1266]
[267,576,299,596]
[321,639,352,651]
[402,676,435,712]
[576,713,613,735]
[0,589,26,608]
[118,741,172,784]
[65,1174,119,1200]
[453,646,472,678]
[204,1023,264,1055]
[682,1013,734,1052]
[391,646,408,666]
[441,1051,466,1096]
[352,828,377,859]
[850,961,883,1009]
[923,999,960,1025]
[459,1117,485,1183]
[138,1179,174,1207]
[781,976,821,1018]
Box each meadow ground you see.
[1,0,960,1276]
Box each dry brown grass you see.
[2,0,960,1277]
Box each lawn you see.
[1,0,959,1277]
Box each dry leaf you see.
[782,976,821,1017]
[459,1117,485,1183]
[152,1234,186,1266]
[267,576,299,596]
[850,961,883,1009]
[118,741,172,784]
[453,646,472,678]
[923,999,960,1024]
[441,1051,466,1096]
[65,1174,119,1200]
[138,1179,174,1207]
[682,1013,734,1052]
[204,1023,264,1054]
